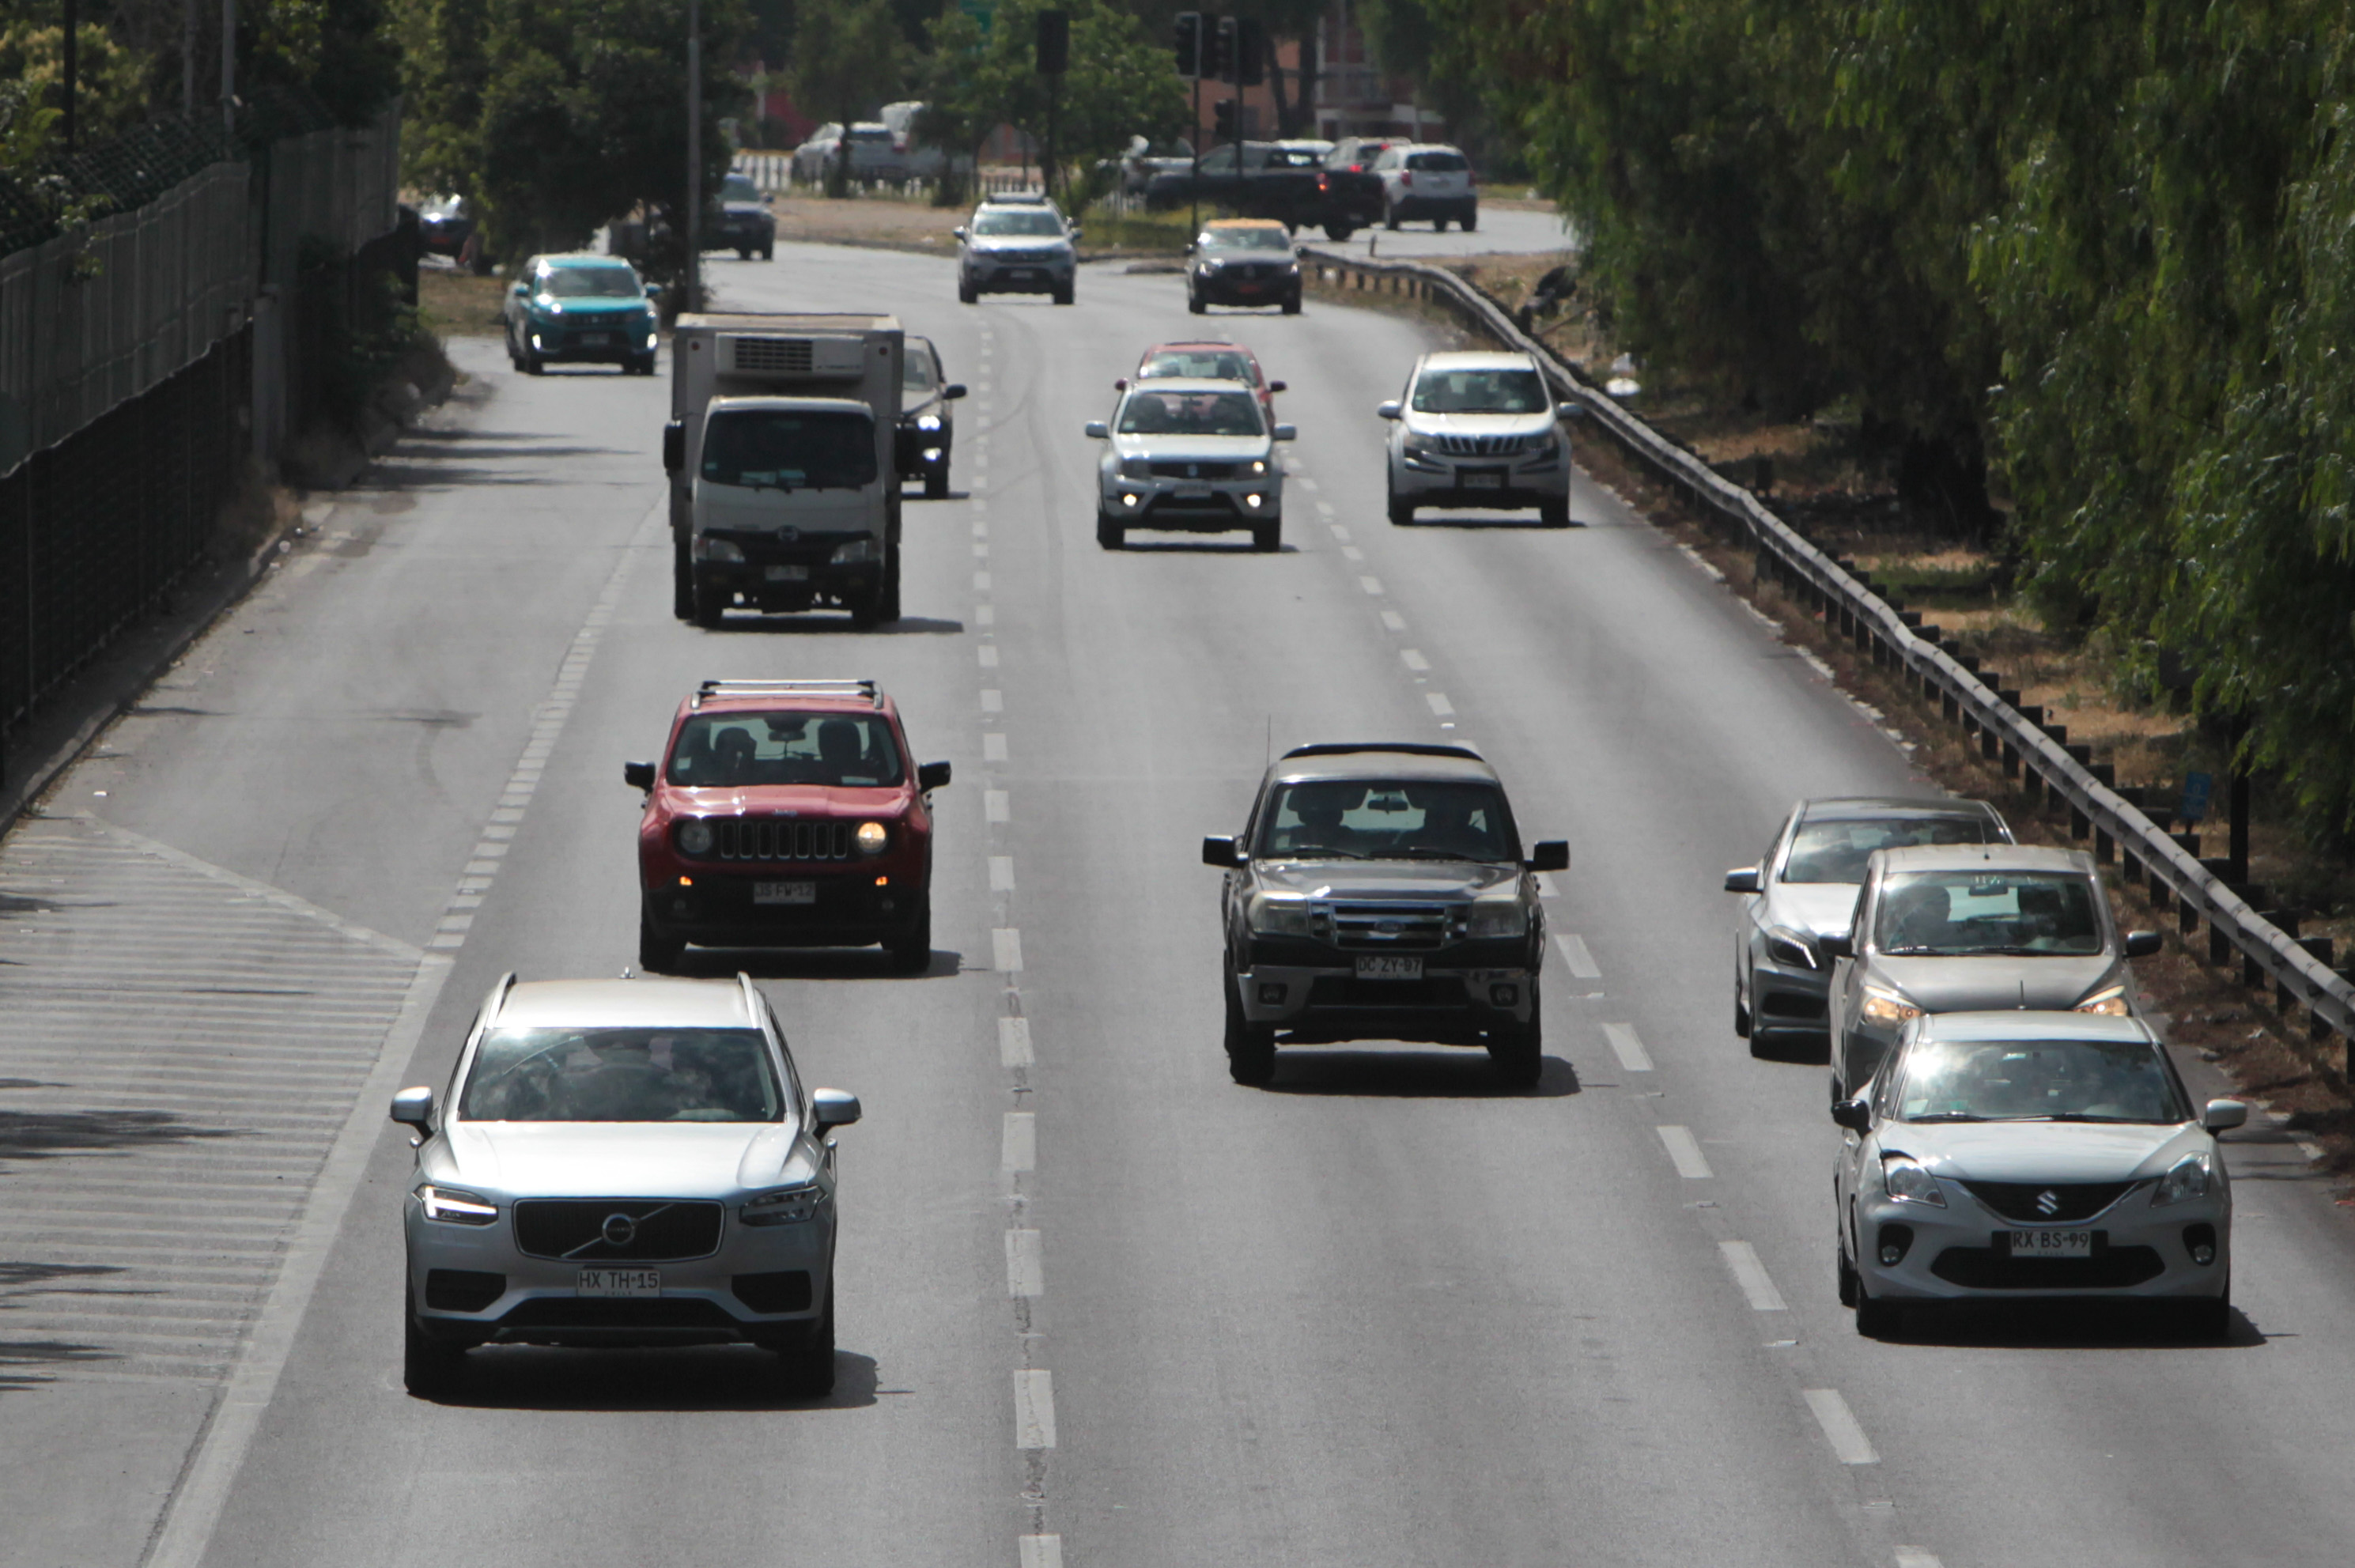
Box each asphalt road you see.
[5,240,2355,1568]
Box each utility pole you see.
[1037,11,1068,201]
[183,0,197,119]
[61,0,77,153]
[685,0,702,315]
[221,0,236,143]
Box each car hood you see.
[970,235,1070,254]
[695,489,875,532]
[531,297,648,317]
[1403,412,1558,439]
[665,784,905,816]
[1761,882,1863,939]
[1869,954,2120,1012]
[723,200,769,214]
[1254,859,1518,901]
[1883,1119,2209,1186]
[1109,433,1272,463]
[435,1120,806,1196]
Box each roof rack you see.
[1280,742,1485,762]
[695,678,883,711]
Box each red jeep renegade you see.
[625,680,950,972]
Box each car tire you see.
[638,905,685,973]
[1854,1280,1901,1339]
[1096,509,1124,550]
[2181,1283,2232,1342]
[1386,484,1414,527]
[1836,1244,1858,1308]
[1281,290,1302,315]
[672,534,695,621]
[1384,204,1401,232]
[762,244,775,260]
[736,247,753,261]
[1223,973,1276,1086]
[1434,217,1449,232]
[1734,973,1752,1039]
[885,895,931,973]
[958,277,978,305]
[774,1280,837,1398]
[1053,284,1074,306]
[1188,289,1207,315]
[1539,497,1572,528]
[1461,209,1478,232]
[1252,516,1281,552]
[924,465,950,500]
[632,354,657,376]
[1325,223,1355,242]
[1487,981,1543,1088]
[403,1295,466,1397]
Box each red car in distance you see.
[1117,341,1285,421]
[625,680,950,973]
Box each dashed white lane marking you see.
[973,520,988,537]
[1656,1125,1713,1179]
[1718,1241,1788,1311]
[1602,1022,1653,1072]
[1802,1389,1879,1464]
[1297,476,1320,492]
[1002,1113,1036,1171]
[1329,523,1351,541]
[987,790,1011,823]
[1380,610,1405,632]
[1341,546,1364,561]
[993,928,1025,972]
[1554,933,1601,978]
[1020,1536,1064,1568]
[1359,576,1385,595]
[979,644,1000,667]
[999,1018,1034,1068]
[1316,501,1336,518]
[975,571,993,591]
[1005,1230,1045,1297]
[973,543,991,561]
[2299,1139,2324,1162]
[1426,693,1454,718]
[1015,1370,1057,1449]
[985,733,1009,762]
[1894,1551,1943,1568]
[977,603,996,626]
[990,856,1016,892]
[981,689,1004,713]
[1535,871,1562,901]
[1401,648,1431,671]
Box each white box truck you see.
[663,313,905,629]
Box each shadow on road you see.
[1400,512,1579,530]
[1871,1298,2266,1351]
[1110,539,1293,555]
[1259,1046,1579,1099]
[420,1347,883,1411]
[658,946,962,982]
[695,614,966,637]
[1749,1033,1832,1067]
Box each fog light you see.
[1489,983,1518,1007]
[1121,493,1140,508]
[1258,983,1285,1005]
[2184,1222,2218,1265]
[1876,1223,1914,1267]
[1245,493,1264,508]
[2191,1243,2217,1266]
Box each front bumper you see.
[641,863,924,949]
[1238,936,1537,1045]
[965,258,1073,294]
[526,320,657,364]
[1853,1187,2229,1304]
[1101,475,1280,531]
[1192,268,1301,304]
[1749,954,1830,1037]
[1394,452,1568,506]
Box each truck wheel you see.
[1223,976,1276,1086]
[1540,497,1571,528]
[885,896,931,973]
[878,547,903,624]
[691,571,727,629]
[1252,516,1281,552]
[638,905,684,973]
[1325,224,1355,242]
[1096,510,1124,550]
[672,535,695,621]
[924,464,950,500]
[1385,205,1401,232]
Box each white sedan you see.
[1833,1011,2243,1339]
[1086,378,1294,551]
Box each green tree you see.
[790,0,902,191]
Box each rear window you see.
[460,1026,785,1123]
[720,175,762,202]
[1782,816,1998,885]
[700,409,875,490]
[1408,150,1469,172]
[1140,349,1258,383]
[667,710,904,787]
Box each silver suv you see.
[1375,142,1477,231]
[955,194,1077,304]
[1202,743,1569,1087]
[1087,378,1295,550]
[1379,351,1579,527]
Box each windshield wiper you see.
[1904,1112,1986,1122]
[1880,945,1958,956]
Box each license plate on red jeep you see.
[754,882,816,905]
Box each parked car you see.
[392,972,864,1396]
[792,123,844,185]
[1121,340,1284,421]
[896,334,967,498]
[1375,142,1478,232]
[956,193,1077,304]
[1159,140,1330,225]
[712,172,775,259]
[416,194,474,259]
[1087,379,1294,550]
[880,101,974,180]
[1186,218,1302,314]
[502,253,661,376]
[1378,350,1578,526]
[1831,1010,2243,1339]
[1201,742,1571,1086]
[1821,843,2165,1100]
[1725,797,2013,1055]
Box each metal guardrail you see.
[1300,244,2355,1062]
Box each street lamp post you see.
[685,0,702,315]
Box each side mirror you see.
[1069,226,1083,241]
[943,383,968,400]
[511,281,529,296]
[810,1088,863,1132]
[952,226,967,241]
[1376,400,1401,421]
[1526,841,1570,873]
[2202,1098,2248,1133]
[1830,1098,1871,1133]
[645,281,663,297]
[1556,401,1586,421]
[623,760,656,791]
[2123,930,2162,958]
[1818,932,1855,961]
[762,192,775,206]
[918,760,952,792]
[1113,377,1128,391]
[1723,867,1761,894]
[390,1086,436,1132]
[1084,420,1109,440]
[1268,380,1287,394]
[1201,835,1242,869]
[663,419,685,474]
[1272,423,1297,442]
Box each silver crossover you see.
[392,973,860,1396]
[1823,844,2162,1099]
[1725,796,2010,1054]
[1087,377,1295,550]
[1378,350,1578,527]
[1834,1011,2243,1337]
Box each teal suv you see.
[505,254,662,376]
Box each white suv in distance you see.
[1087,379,1295,550]
[1375,143,1477,232]
[1378,351,1578,527]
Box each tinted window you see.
[1200,228,1292,251]
[1140,349,1258,383]
[1258,780,1517,861]
[1408,150,1469,172]
[539,264,643,298]
[667,711,904,787]
[1874,871,2104,955]
[461,1026,784,1122]
[1896,1037,2188,1124]
[721,175,762,202]
[903,343,938,391]
[973,210,1064,236]
[700,410,875,490]
[1410,368,1547,414]
[1782,815,1995,885]
[1117,389,1264,436]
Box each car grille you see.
[994,248,1063,264]
[730,336,813,374]
[733,1271,815,1313]
[1150,460,1238,479]
[1433,433,1533,455]
[1929,1245,2164,1290]
[1216,263,1287,280]
[1325,901,1456,950]
[513,1199,725,1261]
[712,818,853,862]
[1960,1181,2138,1223]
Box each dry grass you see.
[418,266,509,338]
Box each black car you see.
[1187,220,1302,314]
[1202,742,1569,1086]
[713,173,776,260]
[895,334,967,498]
[417,194,475,259]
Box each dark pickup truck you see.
[1304,139,1392,240]
[1148,141,1332,228]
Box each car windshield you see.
[459,1026,784,1123]
[667,711,904,787]
[1783,816,1996,885]
[700,410,875,490]
[1873,870,2104,955]
[1410,368,1548,414]
[421,195,466,219]
[1140,350,1257,383]
[1258,780,1517,861]
[1895,1037,2188,1124]
[973,210,1064,236]
[1202,228,1293,251]
[1117,389,1264,436]
[539,265,642,299]
[903,344,937,391]
[721,175,762,202]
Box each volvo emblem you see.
[2035,1189,2061,1217]
[602,1212,638,1247]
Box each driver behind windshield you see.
[1261,780,1514,860]
[700,410,877,490]
[1873,871,2101,954]
[1410,368,1547,414]
[1117,390,1263,436]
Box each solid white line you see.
[1015,1369,1057,1448]
[990,856,1016,892]
[1360,576,1384,595]
[1554,933,1601,978]
[981,690,1004,713]
[1401,649,1430,671]
[1019,1536,1064,1568]
[1718,1241,1788,1311]
[1894,1551,1944,1568]
[1002,1112,1036,1171]
[986,790,1011,823]
[993,928,1024,972]
[1656,1125,1713,1179]
[1602,1022,1653,1072]
[1803,1389,1879,1464]
[999,1017,1033,1068]
[984,732,1008,762]
[1005,1229,1044,1297]
[1426,692,1454,717]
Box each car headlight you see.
[676,820,716,856]
[416,1183,499,1225]
[1246,894,1318,938]
[1880,1154,1946,1207]
[742,1184,826,1226]
[1763,926,1818,970]
[917,414,943,432]
[1246,459,1268,477]
[2075,984,2130,1016]
[694,536,744,563]
[855,821,889,856]
[1465,898,1529,939]
[1519,443,1562,470]
[547,301,565,315]
[1119,456,1154,480]
[2153,1152,2214,1207]
[1860,985,1922,1026]
[832,537,878,563]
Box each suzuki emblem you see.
[2035,1189,2061,1217]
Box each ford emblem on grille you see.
[1378,920,1401,934]
[2036,1189,2060,1216]
[603,1213,638,1246]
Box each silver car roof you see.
[1415,350,1537,374]
[1798,795,2002,822]
[492,976,760,1031]
[1872,843,2090,874]
[1268,746,1500,786]
[1913,1011,2157,1046]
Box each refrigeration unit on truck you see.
[663,313,905,629]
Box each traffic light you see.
[1234,17,1265,86]
[1210,15,1237,82]
[1037,9,1068,74]
[1212,99,1238,140]
[1174,12,1202,78]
